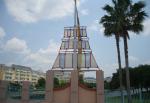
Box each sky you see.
[0,0,150,77]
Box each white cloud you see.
[143,19,150,36]
[102,63,118,77]
[88,20,104,33]
[0,27,5,39]
[5,0,85,23]
[1,38,60,71]
[4,37,29,54]
[25,40,59,66]
[129,19,150,37]
[39,40,59,55]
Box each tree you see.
[110,65,150,90]
[35,77,46,89]
[79,74,84,84]
[54,77,59,88]
[110,71,120,90]
[104,80,111,89]
[115,0,147,102]
[100,0,147,102]
[100,0,124,102]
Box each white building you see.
[0,64,45,85]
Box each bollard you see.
[21,81,30,103]
[96,70,104,103]
[0,80,8,103]
[71,70,78,103]
[45,70,54,103]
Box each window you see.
[69,40,73,49]
[78,54,85,68]
[85,53,90,68]
[67,30,71,37]
[82,41,86,49]
[80,29,83,36]
[86,42,90,49]
[81,54,85,68]
[82,29,86,36]
[91,54,98,68]
[61,42,65,49]
[71,29,74,37]
[65,41,69,49]
[78,41,82,49]
[65,53,73,68]
[64,29,68,37]
[74,29,77,37]
[60,53,65,68]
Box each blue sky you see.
[0,0,150,77]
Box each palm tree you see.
[100,0,124,103]
[100,0,147,103]
[116,0,147,103]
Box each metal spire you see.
[74,0,77,26]
[74,0,82,70]
[74,0,80,27]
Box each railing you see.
[7,83,22,99]
[29,88,45,100]
[105,89,150,103]
[7,83,45,100]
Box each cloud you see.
[4,37,29,54]
[88,18,150,38]
[102,63,118,77]
[88,20,104,33]
[0,27,5,39]
[143,19,150,36]
[4,0,85,23]
[25,40,59,67]
[0,37,60,71]
[129,19,150,37]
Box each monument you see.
[44,0,104,103]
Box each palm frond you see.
[103,5,114,15]
[100,15,116,23]
[129,23,144,34]
[134,11,147,23]
[131,1,146,13]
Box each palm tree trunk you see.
[123,34,132,103]
[115,35,124,103]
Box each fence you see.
[2,81,150,103]
[105,89,150,103]
[0,70,104,103]
[7,83,45,100]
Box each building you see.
[0,64,45,85]
[84,77,96,83]
[55,72,71,82]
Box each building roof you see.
[12,64,31,71]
